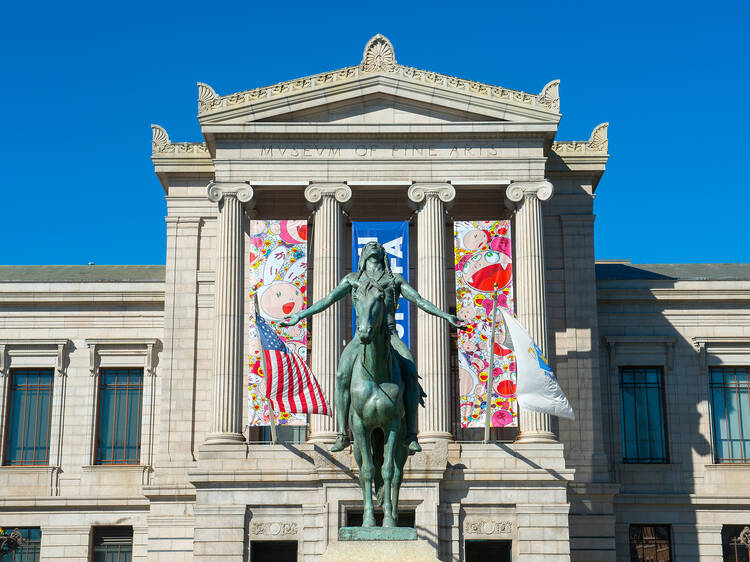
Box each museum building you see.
[1,35,750,562]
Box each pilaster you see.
[506,180,558,443]
[408,183,455,442]
[204,181,253,446]
[304,183,352,442]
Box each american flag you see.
[255,313,330,416]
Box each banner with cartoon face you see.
[248,219,308,426]
[454,220,517,428]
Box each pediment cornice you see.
[196,35,561,125]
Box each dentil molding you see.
[206,181,254,204]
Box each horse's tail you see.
[372,428,385,506]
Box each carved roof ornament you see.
[538,80,560,111]
[150,123,208,156]
[197,82,219,113]
[552,122,609,155]
[361,34,396,73]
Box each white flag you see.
[500,309,574,420]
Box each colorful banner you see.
[248,220,308,426]
[351,221,410,345]
[454,220,517,428]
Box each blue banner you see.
[351,221,410,346]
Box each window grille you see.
[629,525,672,561]
[1,527,41,562]
[96,369,143,465]
[620,367,668,463]
[4,369,54,466]
[722,525,750,561]
[92,526,132,562]
[710,367,750,463]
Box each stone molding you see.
[196,35,560,116]
[86,338,159,377]
[150,124,208,155]
[304,183,352,206]
[505,180,554,205]
[206,181,254,204]
[407,183,456,207]
[0,339,70,377]
[552,122,609,154]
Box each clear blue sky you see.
[1,1,747,265]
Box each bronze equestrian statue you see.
[280,241,463,526]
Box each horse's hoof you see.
[330,434,351,452]
[407,438,422,453]
[363,516,376,528]
[383,517,397,528]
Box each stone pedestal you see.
[408,183,455,443]
[506,180,557,443]
[321,539,439,562]
[304,183,352,443]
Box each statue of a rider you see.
[280,241,464,453]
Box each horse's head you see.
[354,281,386,344]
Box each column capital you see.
[505,180,554,207]
[407,183,456,208]
[304,183,352,208]
[206,181,254,204]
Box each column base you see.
[515,430,558,444]
[417,431,454,443]
[202,432,245,445]
[308,431,337,445]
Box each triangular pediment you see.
[196,35,561,130]
[259,93,500,124]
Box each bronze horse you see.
[350,279,409,527]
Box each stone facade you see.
[1,35,747,562]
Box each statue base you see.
[338,526,416,541]
[321,531,438,562]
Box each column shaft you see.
[409,184,455,442]
[508,181,556,443]
[206,182,252,444]
[305,184,351,442]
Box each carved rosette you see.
[206,181,254,204]
[505,180,554,205]
[407,183,456,207]
[304,183,352,206]
[361,34,396,73]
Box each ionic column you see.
[205,181,253,444]
[408,183,456,442]
[506,180,557,443]
[304,183,352,443]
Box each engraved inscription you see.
[464,520,514,535]
[254,143,505,160]
[250,522,299,536]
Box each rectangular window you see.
[4,369,54,466]
[1,528,41,562]
[92,526,132,562]
[96,369,143,465]
[722,525,750,561]
[629,525,672,561]
[620,367,668,463]
[710,367,750,463]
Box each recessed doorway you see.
[250,540,297,562]
[465,539,511,562]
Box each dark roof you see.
[596,263,750,281]
[0,266,166,283]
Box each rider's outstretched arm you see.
[398,276,464,329]
[279,276,351,326]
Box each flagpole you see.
[254,289,279,445]
[484,282,499,444]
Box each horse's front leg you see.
[381,421,400,527]
[351,416,376,527]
